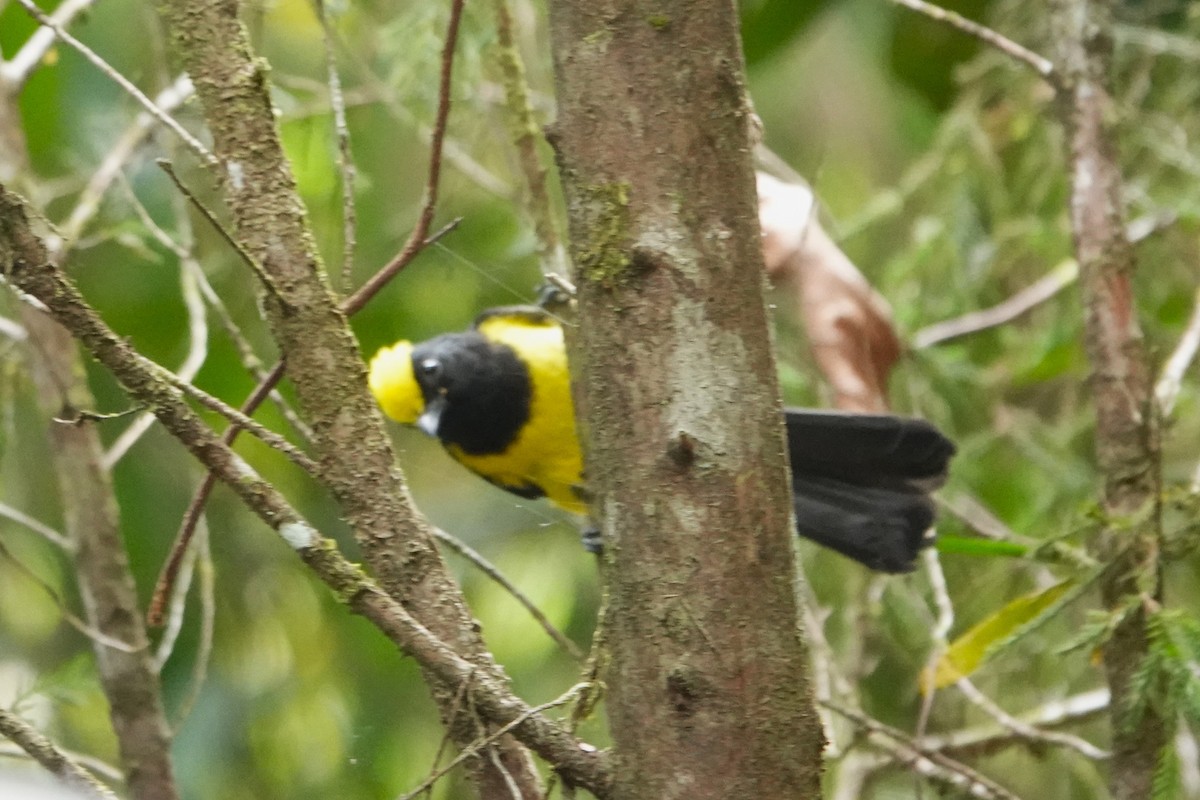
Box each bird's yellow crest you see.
[368,340,424,424]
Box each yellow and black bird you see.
[368,306,955,573]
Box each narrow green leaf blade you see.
[927,579,1077,690]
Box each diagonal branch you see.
[0,183,613,797]
[140,0,552,788]
[12,0,215,167]
[0,0,97,88]
[57,75,195,256]
[886,0,1057,83]
[823,701,1026,800]
[0,500,72,550]
[340,0,461,316]
[147,216,459,626]
[0,708,118,799]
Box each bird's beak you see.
[416,394,446,438]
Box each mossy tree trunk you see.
[547,2,825,797]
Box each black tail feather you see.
[785,409,955,485]
[785,410,955,573]
[792,475,935,573]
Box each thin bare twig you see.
[886,0,1057,83]
[0,743,123,782]
[341,0,463,317]
[153,515,202,671]
[914,213,1173,349]
[11,0,215,167]
[920,688,1110,756]
[1156,286,1200,416]
[56,75,194,255]
[792,574,860,759]
[160,368,319,476]
[926,546,955,650]
[822,701,1026,800]
[0,0,97,88]
[156,160,274,290]
[914,260,1078,349]
[953,677,1109,760]
[397,684,586,800]
[433,527,583,661]
[0,500,72,550]
[0,278,49,312]
[167,522,215,729]
[146,358,287,626]
[105,206,209,467]
[483,745,523,800]
[921,554,950,647]
[54,407,141,425]
[0,708,118,799]
[311,0,358,293]
[422,672,475,799]
[0,538,137,651]
[917,547,954,745]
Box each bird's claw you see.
[581,526,603,555]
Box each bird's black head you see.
[409,332,532,456]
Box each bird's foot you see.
[581,526,603,555]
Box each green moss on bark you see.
[576,182,632,289]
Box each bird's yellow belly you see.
[447,317,587,515]
[450,439,586,515]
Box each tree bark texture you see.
[548,2,825,797]
[1051,1,1164,797]
[22,310,180,800]
[152,1,541,794]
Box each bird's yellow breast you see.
[454,315,586,514]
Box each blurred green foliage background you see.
[1,0,1198,797]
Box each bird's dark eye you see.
[419,358,443,382]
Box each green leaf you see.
[1123,642,1162,731]
[1151,742,1180,800]
[926,579,1076,690]
[1056,602,1137,656]
[934,534,1027,559]
[1144,610,1200,730]
[1163,612,1200,665]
